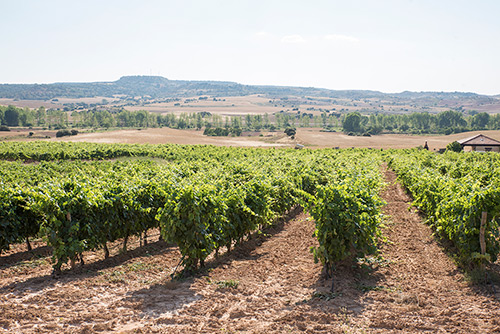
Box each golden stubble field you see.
[3,126,500,151]
[51,128,500,151]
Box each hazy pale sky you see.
[1,0,499,94]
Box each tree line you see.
[342,110,498,135]
[1,104,499,135]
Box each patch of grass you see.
[338,306,350,324]
[210,279,239,289]
[105,270,126,283]
[357,255,391,269]
[125,262,156,272]
[12,257,50,271]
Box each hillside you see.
[0,76,496,105]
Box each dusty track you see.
[1,169,500,333]
[353,167,500,333]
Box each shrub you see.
[446,141,463,152]
[56,129,72,138]
[284,127,296,137]
[0,126,10,131]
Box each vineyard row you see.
[0,145,384,275]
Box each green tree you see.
[5,106,19,126]
[36,107,46,126]
[196,113,203,130]
[245,114,252,129]
[437,110,466,129]
[446,141,463,152]
[231,116,242,129]
[134,110,149,127]
[471,112,490,129]
[342,112,362,133]
[263,113,270,128]
[409,112,433,131]
[117,109,133,127]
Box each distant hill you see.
[0,76,496,105]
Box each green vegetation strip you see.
[386,149,500,266]
[0,142,384,277]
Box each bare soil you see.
[0,128,56,141]
[1,169,500,333]
[51,127,289,147]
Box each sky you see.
[1,0,499,95]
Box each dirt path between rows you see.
[353,167,500,333]
[1,167,500,333]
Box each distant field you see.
[295,129,500,150]
[0,94,463,116]
[2,127,496,151]
[51,127,290,147]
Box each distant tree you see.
[4,105,19,126]
[231,127,242,136]
[245,114,252,129]
[116,109,133,127]
[18,110,27,126]
[409,112,432,130]
[263,113,270,128]
[365,125,383,135]
[342,112,362,133]
[471,112,490,129]
[134,110,149,127]
[177,118,187,129]
[95,110,115,128]
[489,114,500,130]
[437,110,466,129]
[399,124,410,132]
[196,113,203,130]
[253,114,263,130]
[231,116,242,129]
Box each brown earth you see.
[0,128,56,141]
[1,169,500,333]
[16,127,499,151]
[52,128,291,147]
[54,128,500,150]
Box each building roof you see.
[457,134,500,146]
